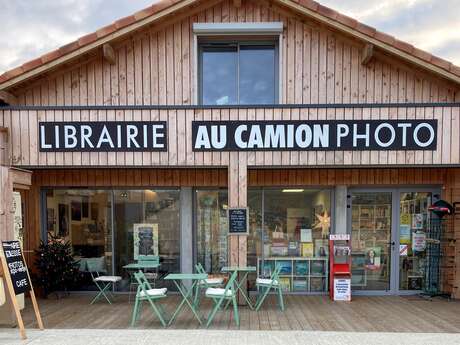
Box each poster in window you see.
[399,225,411,244]
[411,214,424,229]
[412,231,426,252]
[364,247,381,270]
[133,223,159,259]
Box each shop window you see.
[198,40,278,105]
[113,189,180,291]
[195,189,228,273]
[44,189,113,290]
[248,188,332,293]
[43,188,180,292]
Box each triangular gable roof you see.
[1,0,460,90]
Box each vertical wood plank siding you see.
[1,106,459,168]
[7,0,458,107]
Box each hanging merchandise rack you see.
[423,200,454,297]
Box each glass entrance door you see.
[350,192,393,291]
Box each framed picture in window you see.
[133,223,159,259]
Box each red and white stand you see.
[329,234,352,301]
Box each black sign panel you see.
[192,120,438,151]
[228,208,249,235]
[2,241,31,295]
[39,121,168,152]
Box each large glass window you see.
[195,190,228,273]
[248,188,332,293]
[113,189,180,290]
[44,188,180,291]
[45,189,113,290]
[199,41,278,105]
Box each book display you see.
[258,257,328,292]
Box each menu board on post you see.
[228,208,249,235]
[1,240,44,339]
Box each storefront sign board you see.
[228,208,249,235]
[192,120,437,151]
[39,121,167,152]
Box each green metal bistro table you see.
[221,266,256,309]
[164,273,208,326]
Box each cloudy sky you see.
[1,0,459,74]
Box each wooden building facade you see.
[0,0,460,298]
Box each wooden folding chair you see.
[193,262,224,306]
[204,270,239,327]
[255,264,284,311]
[131,271,168,327]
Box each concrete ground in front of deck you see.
[2,329,460,345]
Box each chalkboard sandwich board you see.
[228,207,249,235]
[2,241,31,295]
[1,240,44,339]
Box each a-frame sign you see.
[0,240,43,339]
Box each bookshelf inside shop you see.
[257,257,328,292]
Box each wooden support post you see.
[102,44,116,65]
[0,91,17,105]
[361,43,374,65]
[228,155,247,303]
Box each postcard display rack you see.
[329,234,352,301]
[257,257,328,293]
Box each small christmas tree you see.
[34,235,82,297]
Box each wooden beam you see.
[233,0,242,7]
[102,44,116,65]
[0,91,17,105]
[361,44,374,65]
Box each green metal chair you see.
[255,264,284,311]
[131,271,168,327]
[204,270,239,328]
[193,262,224,306]
[129,255,160,302]
[86,257,122,305]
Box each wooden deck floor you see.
[20,294,460,333]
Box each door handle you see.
[388,241,395,247]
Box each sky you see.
[0,0,459,74]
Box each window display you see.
[195,190,228,274]
[250,188,332,293]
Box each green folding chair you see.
[255,264,284,311]
[129,255,160,302]
[193,262,224,306]
[204,270,239,328]
[86,257,122,305]
[131,271,168,327]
